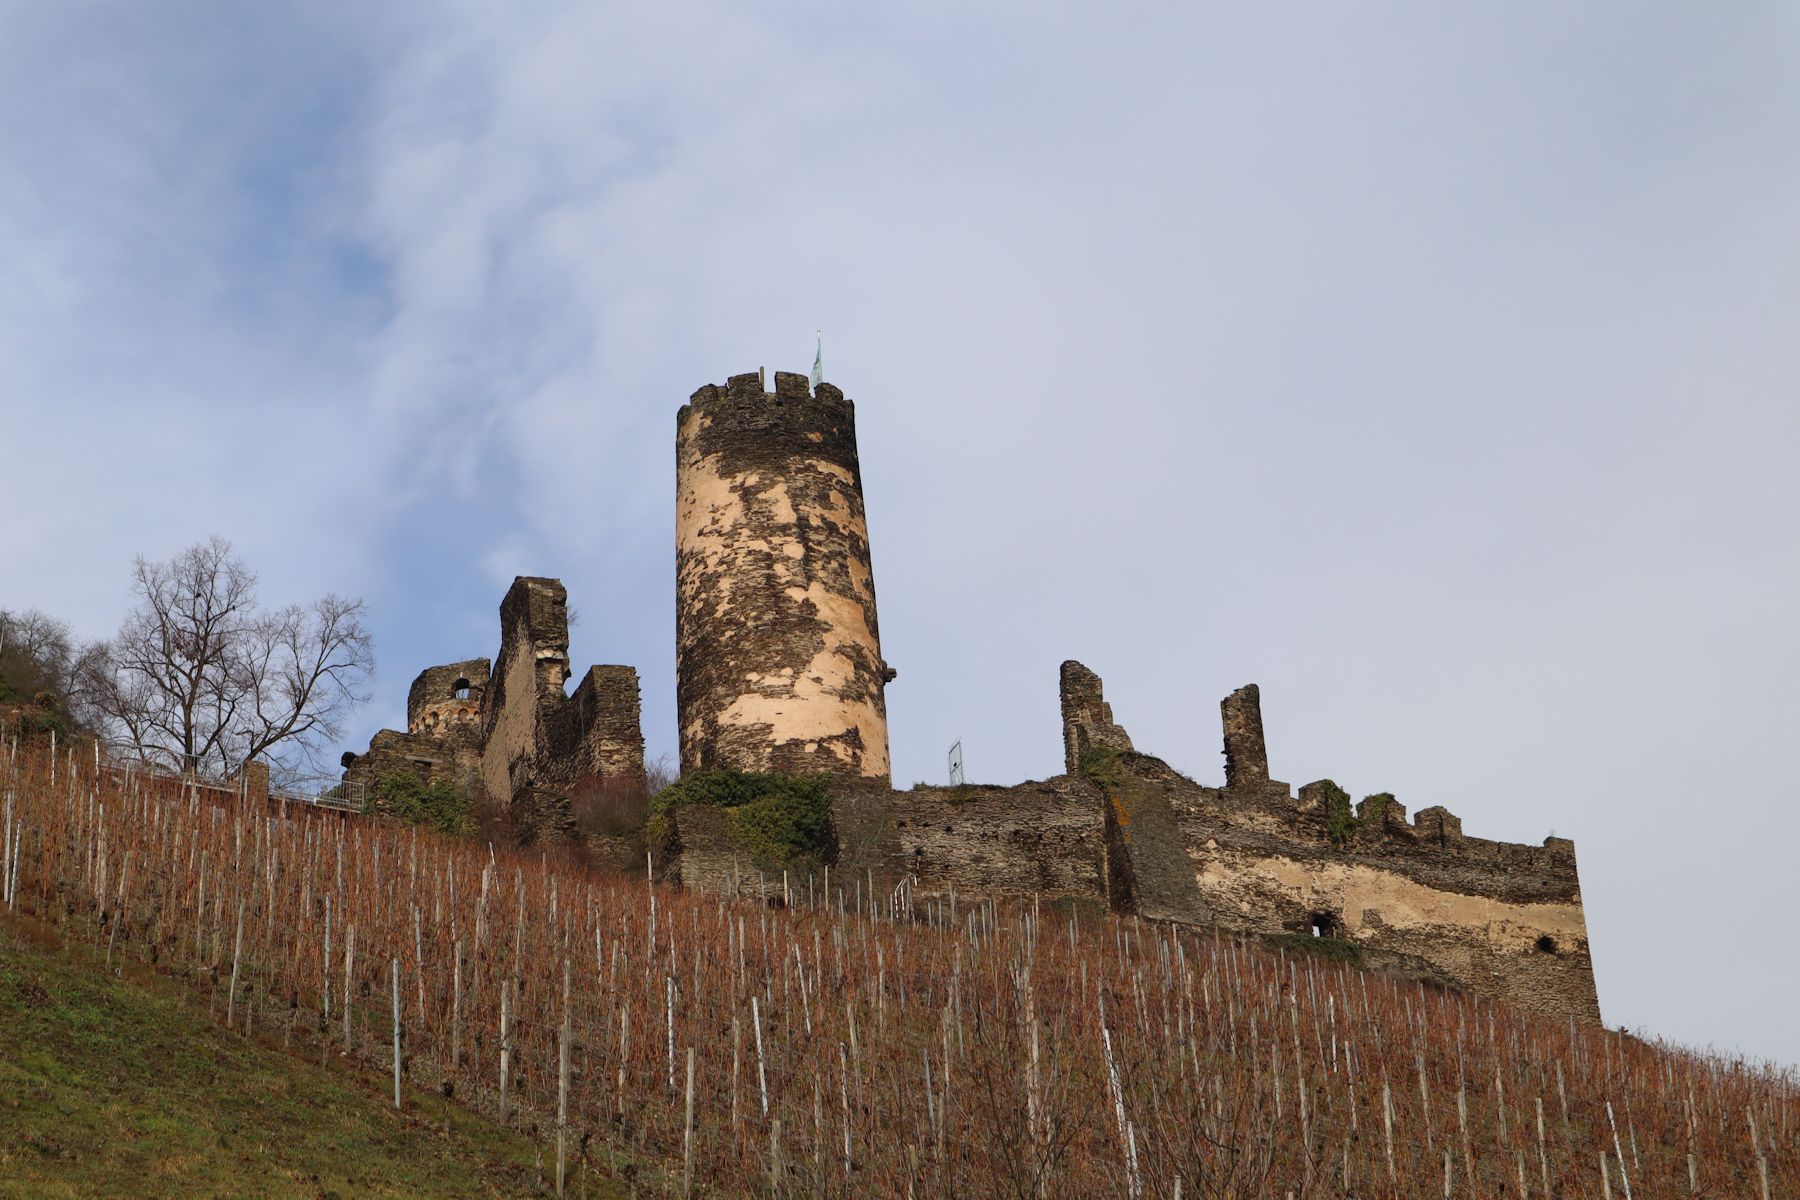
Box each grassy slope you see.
[0,921,621,1199]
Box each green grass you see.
[0,920,624,1199]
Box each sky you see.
[3,3,1798,1065]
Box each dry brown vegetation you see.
[1,736,1793,1198]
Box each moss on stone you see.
[1077,746,1133,790]
[652,769,834,869]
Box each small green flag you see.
[809,331,822,392]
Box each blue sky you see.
[4,3,1798,1064]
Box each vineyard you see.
[0,738,1792,1198]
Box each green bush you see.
[1316,780,1357,845]
[1319,783,1401,846]
[650,770,834,868]
[371,772,473,837]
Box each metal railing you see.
[88,738,366,814]
[271,772,365,812]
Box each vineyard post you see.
[683,1045,696,1197]
[499,977,512,1122]
[1382,1079,1397,1188]
[344,923,356,1054]
[753,994,769,1116]
[2,789,10,908]
[392,957,402,1110]
[452,937,463,1072]
[1605,1102,1633,1200]
[1458,1085,1475,1194]
[617,1001,629,1120]
[227,896,246,1028]
[558,959,571,1197]
[413,904,425,1038]
[1536,1097,1551,1197]
[731,1015,742,1132]
[322,892,332,1031]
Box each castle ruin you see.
[342,576,645,844]
[344,366,1603,1023]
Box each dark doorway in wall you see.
[1309,912,1339,939]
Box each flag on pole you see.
[809,331,823,393]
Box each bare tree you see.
[81,537,374,776]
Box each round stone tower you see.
[676,369,893,782]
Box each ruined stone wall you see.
[408,659,490,736]
[1180,680,1597,1021]
[1174,798,1600,1021]
[555,665,648,789]
[676,370,892,782]
[1060,660,1133,773]
[342,576,645,842]
[479,577,574,821]
[662,660,1602,1023]
[341,726,476,797]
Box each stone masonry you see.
[676,370,894,782]
[666,662,1602,1022]
[343,576,645,842]
[1059,660,1134,773]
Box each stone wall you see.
[1059,660,1133,773]
[341,576,645,841]
[676,370,893,782]
[408,659,489,736]
[662,659,1602,1023]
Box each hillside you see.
[0,739,1793,1197]
[0,917,623,1198]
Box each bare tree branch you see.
[81,537,374,777]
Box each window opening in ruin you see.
[452,678,472,699]
[1309,912,1338,939]
[1536,934,1558,954]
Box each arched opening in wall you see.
[452,678,472,700]
[1536,934,1558,954]
[1309,911,1339,939]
